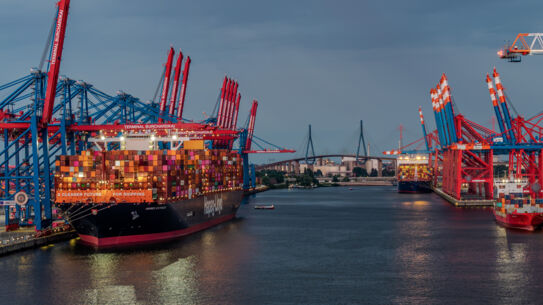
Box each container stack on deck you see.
[496,193,543,213]
[55,148,243,204]
[397,164,431,181]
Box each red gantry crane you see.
[177,56,191,120]
[158,47,174,122]
[168,50,183,118]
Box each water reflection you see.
[400,200,431,209]
[493,226,531,305]
[153,256,198,304]
[393,198,433,304]
[44,217,254,305]
[4,187,543,304]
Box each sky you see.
[1,0,543,163]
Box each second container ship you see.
[396,154,432,193]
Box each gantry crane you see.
[498,33,543,62]
[1,0,294,230]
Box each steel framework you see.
[1,1,295,230]
[498,33,543,62]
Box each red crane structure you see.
[168,50,183,118]
[385,67,543,201]
[42,0,70,125]
[245,100,258,152]
[158,47,175,123]
[1,1,294,230]
[177,56,191,120]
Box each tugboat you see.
[493,177,543,231]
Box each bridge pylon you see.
[305,124,316,165]
[356,120,367,163]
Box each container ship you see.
[54,137,244,247]
[397,154,432,193]
[493,178,543,231]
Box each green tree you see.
[382,169,395,177]
[342,176,350,182]
[353,167,368,177]
[257,170,285,184]
[332,175,339,182]
[296,169,319,186]
[301,175,313,186]
[315,169,323,177]
[370,169,378,177]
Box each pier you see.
[0,226,76,256]
[432,187,493,207]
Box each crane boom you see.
[228,93,241,149]
[419,106,429,150]
[436,85,450,146]
[158,47,174,122]
[232,93,241,130]
[493,68,516,143]
[498,33,543,62]
[440,74,457,143]
[486,73,507,140]
[216,77,227,125]
[245,100,258,151]
[217,78,231,127]
[42,0,70,124]
[431,88,445,147]
[177,56,191,119]
[226,82,238,129]
[168,50,183,117]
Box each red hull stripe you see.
[79,213,235,247]
[494,217,536,231]
[493,212,543,231]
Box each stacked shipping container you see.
[495,193,543,213]
[55,149,243,204]
[397,164,431,181]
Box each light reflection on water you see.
[153,256,198,305]
[493,226,532,305]
[393,199,433,304]
[2,187,543,304]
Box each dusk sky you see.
[1,0,543,162]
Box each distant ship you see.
[396,154,432,193]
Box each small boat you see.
[349,188,353,191]
[254,204,275,210]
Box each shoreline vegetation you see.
[256,168,395,189]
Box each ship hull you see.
[493,210,543,231]
[57,190,243,247]
[398,181,432,193]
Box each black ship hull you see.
[57,190,243,247]
[398,181,432,193]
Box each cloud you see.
[2,0,543,163]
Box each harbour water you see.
[1,186,543,304]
